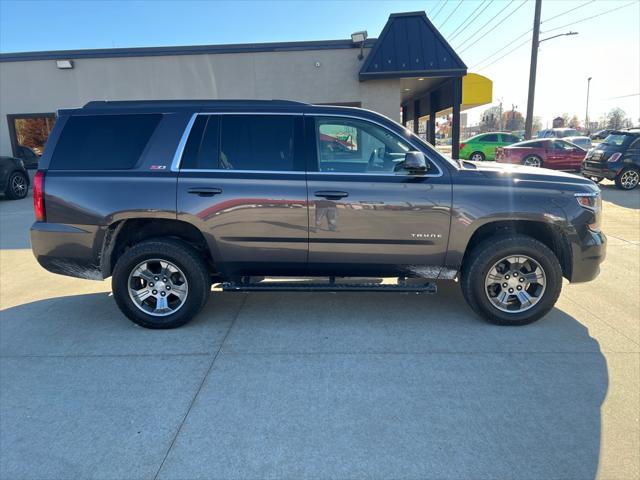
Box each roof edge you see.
[0,38,377,63]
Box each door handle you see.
[314,190,348,200]
[188,187,223,197]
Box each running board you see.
[220,280,437,293]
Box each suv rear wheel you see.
[112,238,211,329]
[461,235,562,325]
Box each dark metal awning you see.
[359,11,467,81]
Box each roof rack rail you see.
[82,99,309,109]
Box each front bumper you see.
[570,228,606,283]
[581,161,619,180]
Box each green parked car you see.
[460,132,521,161]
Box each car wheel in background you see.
[112,238,211,329]
[586,176,603,183]
[615,167,639,190]
[461,235,562,326]
[522,156,543,168]
[470,151,485,162]
[5,171,28,200]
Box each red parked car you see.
[495,138,587,170]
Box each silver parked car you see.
[565,136,592,151]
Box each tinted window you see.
[502,134,519,143]
[181,116,220,169]
[50,114,161,170]
[219,115,295,171]
[482,134,498,142]
[315,117,412,174]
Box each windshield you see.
[602,134,632,146]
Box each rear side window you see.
[482,134,498,142]
[50,114,161,170]
[501,134,519,143]
[220,115,296,171]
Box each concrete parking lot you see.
[0,181,638,480]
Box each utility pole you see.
[585,77,592,132]
[524,0,542,139]
[498,99,503,131]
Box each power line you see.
[449,0,495,43]
[439,0,464,30]
[471,28,531,68]
[541,0,596,24]
[431,0,448,22]
[476,36,532,71]
[455,0,517,51]
[428,0,444,17]
[601,93,640,100]
[468,0,601,70]
[458,0,529,54]
[447,0,488,39]
[542,1,637,34]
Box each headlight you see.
[575,191,601,232]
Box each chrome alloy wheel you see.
[484,255,546,313]
[10,173,27,198]
[470,152,484,161]
[128,259,188,316]
[523,156,541,167]
[620,169,639,189]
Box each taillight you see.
[607,152,622,162]
[33,170,45,222]
[459,143,465,150]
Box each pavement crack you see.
[152,293,248,480]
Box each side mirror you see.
[398,151,428,175]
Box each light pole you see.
[523,0,579,139]
[585,77,592,132]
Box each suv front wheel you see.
[461,235,562,325]
[112,238,211,329]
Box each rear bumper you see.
[570,229,606,283]
[30,222,105,280]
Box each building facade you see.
[0,11,491,161]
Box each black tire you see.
[469,151,485,162]
[5,171,28,200]
[461,235,562,326]
[112,238,211,329]
[614,166,639,190]
[522,155,543,168]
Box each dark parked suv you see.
[31,100,606,328]
[582,129,640,190]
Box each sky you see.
[0,0,638,127]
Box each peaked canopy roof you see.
[360,11,467,81]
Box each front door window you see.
[315,117,411,174]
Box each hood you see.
[460,161,596,188]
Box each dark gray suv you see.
[31,100,606,328]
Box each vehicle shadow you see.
[0,285,608,479]
[599,181,640,209]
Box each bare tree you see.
[606,108,627,130]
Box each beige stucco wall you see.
[0,48,401,156]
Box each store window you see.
[8,113,56,168]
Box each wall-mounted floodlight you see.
[56,60,74,69]
[351,30,368,60]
